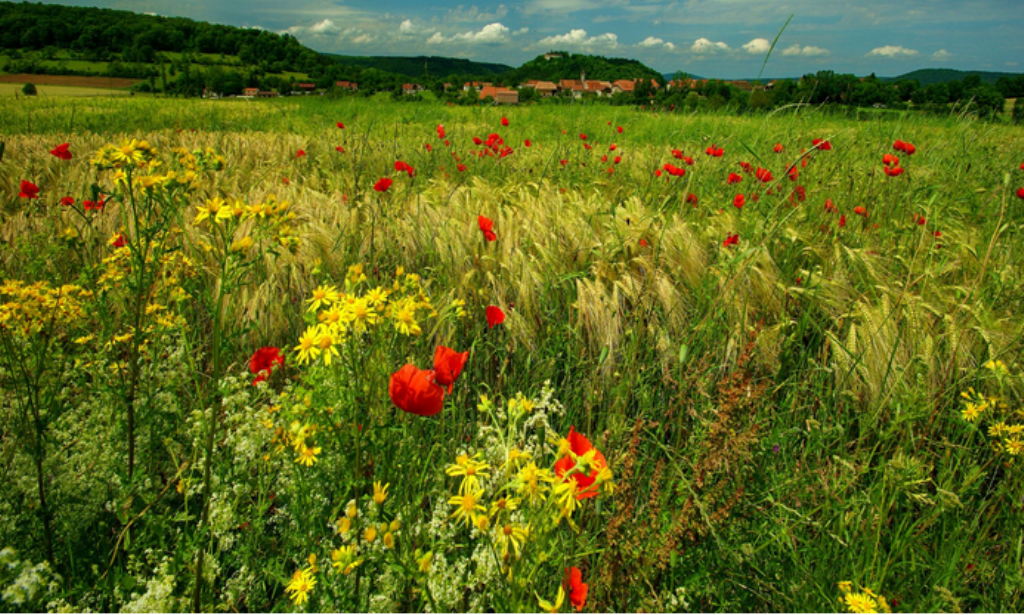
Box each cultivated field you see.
[1,96,1023,613]
[0,73,141,88]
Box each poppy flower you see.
[601,155,608,163]
[727,172,743,185]
[83,198,105,211]
[564,567,588,612]
[296,149,306,157]
[579,133,588,141]
[893,139,904,152]
[501,116,509,127]
[112,234,126,248]
[613,156,621,165]
[560,159,568,166]
[682,156,694,166]
[337,122,345,129]
[50,143,72,160]
[686,193,698,206]
[374,177,393,192]
[457,163,467,172]
[473,136,483,145]
[583,143,592,151]
[395,160,415,177]
[839,214,847,227]
[812,138,832,151]
[788,168,799,181]
[18,180,40,199]
[916,215,926,226]
[554,426,608,499]
[389,364,445,417]
[733,194,745,209]
[433,346,469,393]
[663,163,685,177]
[672,149,684,159]
[437,124,446,139]
[60,196,74,206]
[524,139,531,147]
[773,143,784,153]
[424,143,433,152]
[250,346,285,385]
[755,167,773,183]
[335,146,345,153]
[640,238,649,247]
[723,234,739,247]
[1017,187,1024,200]
[609,144,617,151]
[282,177,290,185]
[824,198,837,213]
[617,126,623,133]
[794,186,806,202]
[884,166,904,177]
[738,161,752,173]
[486,306,505,328]
[654,169,663,177]
[882,153,899,166]
[478,215,497,242]
[853,206,867,217]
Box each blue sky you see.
[40,0,1024,77]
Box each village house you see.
[402,83,424,95]
[256,90,279,98]
[521,80,558,97]
[479,86,518,104]
[335,80,358,92]
[463,81,492,92]
[243,87,259,97]
[294,82,317,94]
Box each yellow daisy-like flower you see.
[446,453,492,494]
[294,325,320,365]
[416,550,433,574]
[448,489,486,527]
[838,581,853,594]
[515,462,555,504]
[489,496,521,518]
[307,284,340,313]
[343,297,379,334]
[494,522,529,559]
[364,286,389,306]
[1004,435,1024,456]
[391,301,422,336]
[314,324,341,366]
[284,568,316,606]
[373,481,390,506]
[844,592,878,613]
[331,545,363,576]
[552,480,580,519]
[296,444,321,466]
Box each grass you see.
[0,83,134,97]
[0,95,1022,612]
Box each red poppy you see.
[437,124,446,139]
[565,567,588,612]
[337,122,345,129]
[723,234,739,247]
[486,306,505,328]
[335,146,345,153]
[524,139,531,147]
[395,160,415,177]
[773,143,784,153]
[296,149,306,157]
[733,194,745,209]
[501,116,509,127]
[853,206,867,217]
[583,143,592,151]
[457,163,468,172]
[18,180,40,199]
[812,139,832,151]
[579,133,588,141]
[433,346,469,393]
[613,156,621,165]
[374,177,393,192]
[738,161,752,173]
[916,215,926,226]
[1017,187,1024,200]
[601,155,608,163]
[794,185,806,202]
[478,215,497,242]
[788,167,799,181]
[282,177,290,185]
[50,143,72,160]
[554,426,608,499]
[755,167,773,183]
[839,214,847,227]
[83,198,105,211]
[884,166,904,177]
[686,193,698,206]
[640,238,649,247]
[60,196,74,206]
[250,346,285,385]
[424,143,433,152]
[893,139,904,152]
[473,136,483,145]
[560,159,568,166]
[389,364,445,417]
[727,172,743,185]
[663,163,685,177]
[112,234,126,248]
[609,144,617,151]
[824,198,837,213]
[672,149,684,159]
[617,126,623,133]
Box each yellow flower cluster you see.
[0,280,91,338]
[294,265,436,366]
[837,581,892,614]
[959,361,1024,458]
[91,138,160,170]
[328,482,400,579]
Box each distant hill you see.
[502,52,663,85]
[326,55,512,80]
[663,73,706,82]
[883,68,1024,86]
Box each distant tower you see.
[581,69,586,89]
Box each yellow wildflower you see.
[284,568,316,606]
[307,284,340,313]
[448,489,486,527]
[296,445,321,466]
[373,481,390,506]
[844,592,878,613]
[331,545,363,576]
[537,586,565,613]
[294,325,319,365]
[446,453,491,494]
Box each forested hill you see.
[501,53,664,84]
[886,68,1024,87]
[327,55,512,79]
[0,1,333,75]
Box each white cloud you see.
[446,4,509,23]
[690,37,729,53]
[867,45,919,58]
[742,38,771,55]
[782,44,830,57]
[399,19,416,34]
[309,19,338,34]
[932,49,953,60]
[638,36,675,50]
[430,22,512,44]
[350,33,376,44]
[537,28,619,49]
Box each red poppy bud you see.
[617,126,623,133]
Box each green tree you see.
[22,82,37,96]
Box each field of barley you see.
[1,95,1023,613]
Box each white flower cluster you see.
[0,546,62,608]
[120,559,183,613]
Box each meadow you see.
[1,94,1023,613]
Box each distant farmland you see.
[0,73,139,89]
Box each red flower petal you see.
[389,364,445,417]
[433,346,469,394]
[486,306,505,328]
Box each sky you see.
[35,0,1024,78]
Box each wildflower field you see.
[1,95,1024,613]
